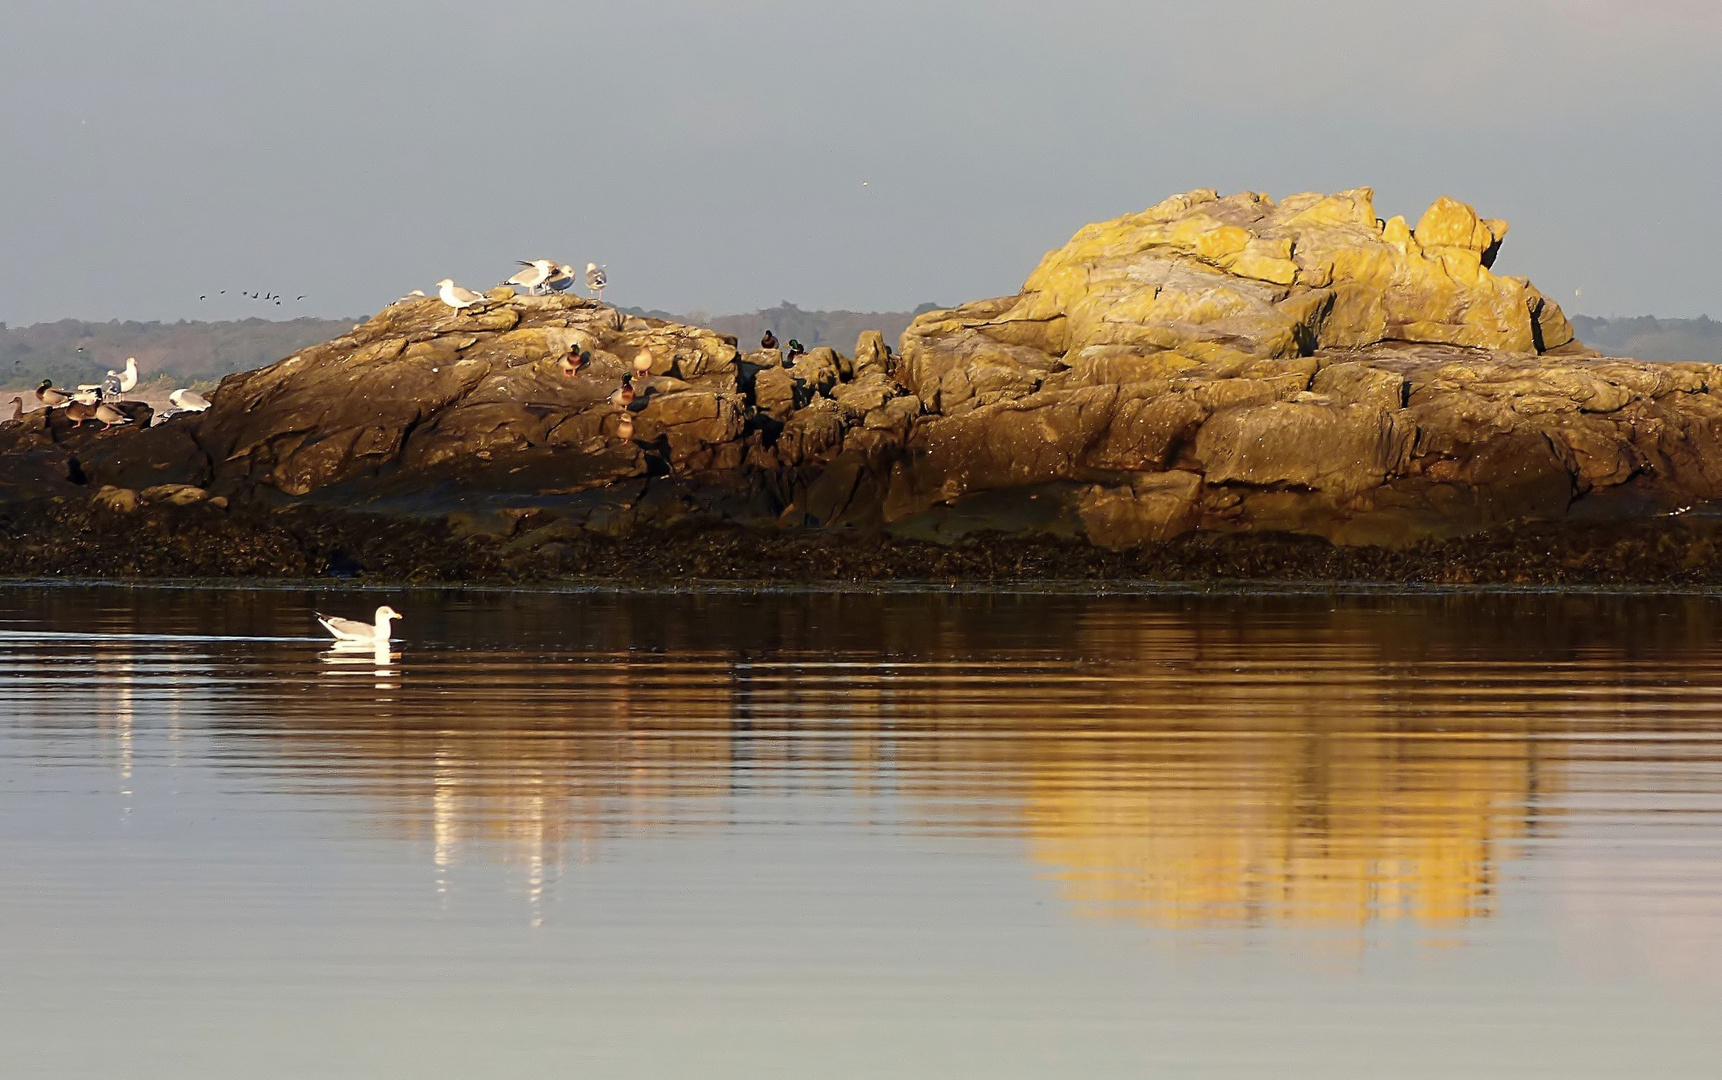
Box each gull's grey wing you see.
[316,614,373,639]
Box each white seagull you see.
[585,263,607,301]
[436,279,487,312]
[316,605,402,645]
[105,357,139,395]
[506,259,555,294]
[169,388,211,412]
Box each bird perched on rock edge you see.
[436,279,486,312]
[761,329,778,351]
[585,263,607,301]
[506,260,555,294]
[545,264,576,293]
[169,388,212,412]
[35,380,68,407]
[558,347,590,379]
[117,357,138,393]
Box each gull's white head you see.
[586,263,598,272]
[435,279,454,289]
[376,605,402,622]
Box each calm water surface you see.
[2,584,1721,1078]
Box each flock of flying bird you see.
[10,355,211,429]
[196,290,307,304]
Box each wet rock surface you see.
[6,189,1722,583]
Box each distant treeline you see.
[1572,315,1722,362]
[0,317,357,389]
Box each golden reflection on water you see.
[11,590,1722,941]
[247,607,1709,937]
[1018,734,1536,929]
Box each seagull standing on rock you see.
[585,263,607,302]
[437,279,487,313]
[545,263,576,293]
[506,260,555,294]
[169,388,211,412]
[103,356,138,398]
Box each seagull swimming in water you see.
[437,279,486,312]
[316,605,402,645]
[585,263,607,301]
[506,260,555,294]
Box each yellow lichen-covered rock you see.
[901,188,1573,410]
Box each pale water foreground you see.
[2,584,1720,1078]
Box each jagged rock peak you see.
[901,188,1577,416]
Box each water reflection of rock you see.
[162,590,1722,932]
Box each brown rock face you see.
[5,188,1722,553]
[877,190,1721,545]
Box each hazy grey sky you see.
[3,0,1720,325]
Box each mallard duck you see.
[94,402,130,429]
[558,345,589,379]
[761,329,778,350]
[64,401,97,425]
[7,396,23,423]
[35,380,69,407]
[316,605,402,645]
[616,413,635,440]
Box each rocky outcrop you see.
[882,188,1721,545]
[6,188,1722,558]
